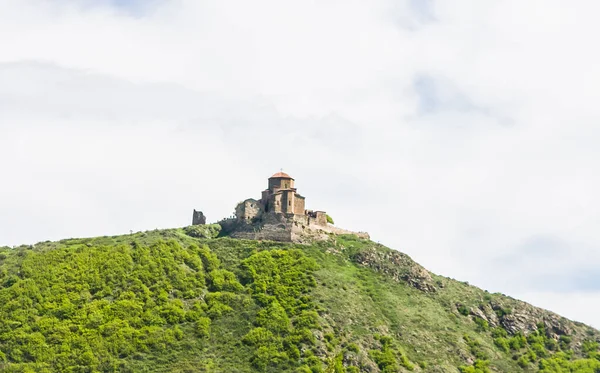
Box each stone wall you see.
[218,211,369,243]
[235,199,262,221]
[281,190,291,213]
[306,210,327,226]
[294,196,305,215]
[314,211,327,226]
[272,194,282,213]
[268,177,294,192]
[219,213,293,242]
[192,210,206,225]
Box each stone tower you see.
[192,210,206,225]
[261,172,305,215]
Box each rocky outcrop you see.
[462,297,591,346]
[351,246,437,293]
[468,305,500,328]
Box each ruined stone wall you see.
[305,210,327,226]
[320,225,370,239]
[192,210,206,225]
[294,212,370,242]
[234,199,263,221]
[314,211,327,226]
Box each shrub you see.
[508,334,527,350]
[545,338,559,351]
[459,359,491,373]
[251,345,289,371]
[474,317,489,332]
[346,343,360,353]
[491,327,508,339]
[517,355,529,368]
[370,335,414,372]
[457,304,470,316]
[256,300,290,333]
[243,328,275,346]
[194,317,211,338]
[583,339,599,358]
[183,224,222,239]
[207,269,243,292]
[463,334,489,360]
[559,335,572,350]
[531,342,547,358]
[494,337,510,353]
[494,307,512,318]
[293,311,320,329]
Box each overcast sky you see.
[1,0,600,328]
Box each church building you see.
[235,171,326,225]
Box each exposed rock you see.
[484,299,576,340]
[480,304,499,327]
[352,247,436,293]
[500,313,537,335]
[543,314,573,338]
[469,307,491,325]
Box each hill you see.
[0,226,599,372]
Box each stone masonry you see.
[193,172,369,243]
[192,210,206,225]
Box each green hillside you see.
[0,226,599,372]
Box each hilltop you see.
[194,171,369,243]
[0,227,599,372]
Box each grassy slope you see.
[0,228,599,372]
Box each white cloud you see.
[1,0,600,327]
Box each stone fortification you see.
[192,210,206,225]
[219,212,369,243]
[193,171,369,243]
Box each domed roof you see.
[270,171,293,179]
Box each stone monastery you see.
[193,171,369,243]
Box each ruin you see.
[192,171,369,243]
[192,210,206,225]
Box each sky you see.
[1,0,600,327]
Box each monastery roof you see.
[270,171,293,179]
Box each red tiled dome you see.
[270,171,293,179]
